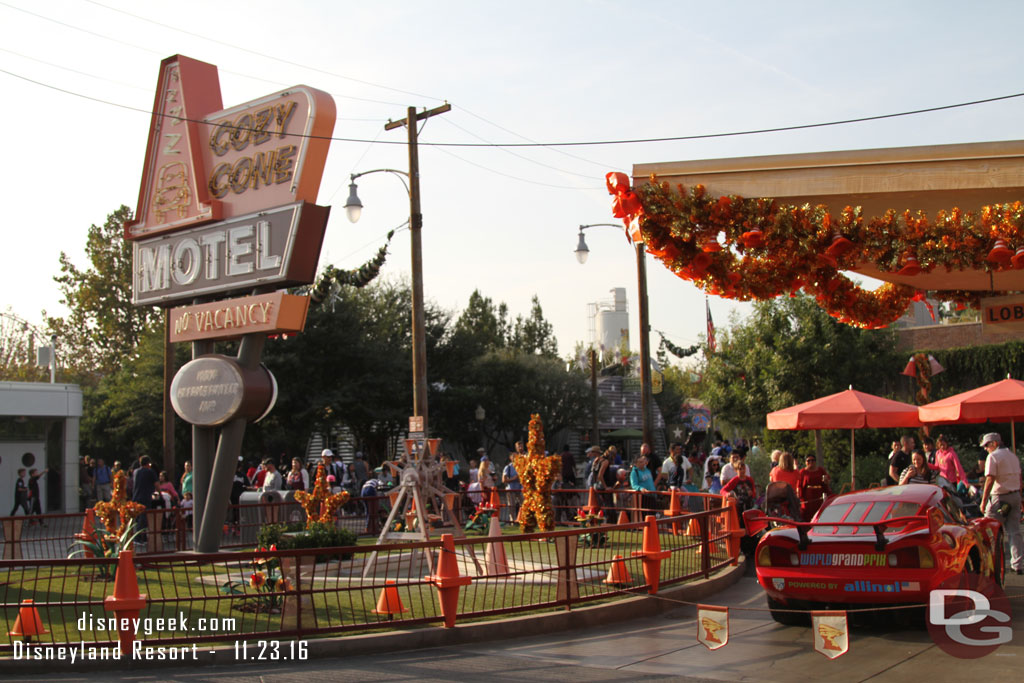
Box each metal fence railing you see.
[0,496,739,653]
[0,489,714,560]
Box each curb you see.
[2,559,745,672]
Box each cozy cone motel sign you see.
[127,55,335,424]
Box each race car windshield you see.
[815,500,922,534]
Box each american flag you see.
[706,298,716,354]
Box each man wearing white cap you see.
[979,432,1024,575]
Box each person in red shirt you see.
[797,454,831,521]
[769,451,801,490]
[722,460,757,513]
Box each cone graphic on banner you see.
[484,515,509,575]
[697,605,728,650]
[372,580,409,617]
[812,611,849,659]
[603,555,632,585]
[7,599,48,640]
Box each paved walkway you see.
[7,566,1024,682]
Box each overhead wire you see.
[0,0,411,106]
[6,61,1020,154]
[82,0,444,103]
[439,116,603,180]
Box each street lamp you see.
[574,224,654,447]
[474,404,486,450]
[343,103,451,430]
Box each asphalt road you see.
[6,566,1024,682]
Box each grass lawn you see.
[1,525,731,651]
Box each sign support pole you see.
[195,330,267,553]
[191,337,215,548]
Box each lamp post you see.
[474,404,486,451]
[574,224,654,447]
[344,103,451,429]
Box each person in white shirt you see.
[656,443,691,489]
[979,432,1024,575]
[257,460,283,492]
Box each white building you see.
[0,382,82,515]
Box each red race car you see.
[745,483,1005,625]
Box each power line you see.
[82,0,445,103]
[430,144,602,190]
[3,63,1023,150]
[0,0,412,106]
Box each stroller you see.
[764,482,801,522]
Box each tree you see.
[80,324,190,463]
[449,290,507,357]
[48,206,161,380]
[469,350,591,454]
[510,295,558,358]
[699,295,901,481]
[0,310,48,382]
[251,278,451,466]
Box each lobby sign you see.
[168,291,310,343]
[981,294,1024,337]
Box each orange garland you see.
[294,464,350,528]
[93,470,145,539]
[606,172,1024,328]
[513,414,560,533]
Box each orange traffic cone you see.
[667,490,682,535]
[484,515,509,575]
[616,509,631,525]
[686,516,701,537]
[603,555,632,585]
[488,488,502,511]
[698,512,720,555]
[585,487,600,514]
[8,599,48,641]
[445,461,455,478]
[372,580,409,617]
[631,515,671,594]
[75,508,98,558]
[723,496,741,566]
[103,550,148,656]
[426,533,472,628]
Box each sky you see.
[4,0,1024,362]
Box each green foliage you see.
[48,206,161,380]
[255,521,356,561]
[463,349,592,452]
[256,523,290,550]
[281,522,356,552]
[701,295,899,433]
[80,324,190,463]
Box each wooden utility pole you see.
[384,103,451,428]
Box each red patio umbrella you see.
[918,376,1024,452]
[767,388,923,489]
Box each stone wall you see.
[896,321,1024,351]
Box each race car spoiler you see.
[742,509,934,551]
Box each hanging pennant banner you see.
[812,611,849,659]
[697,605,729,650]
